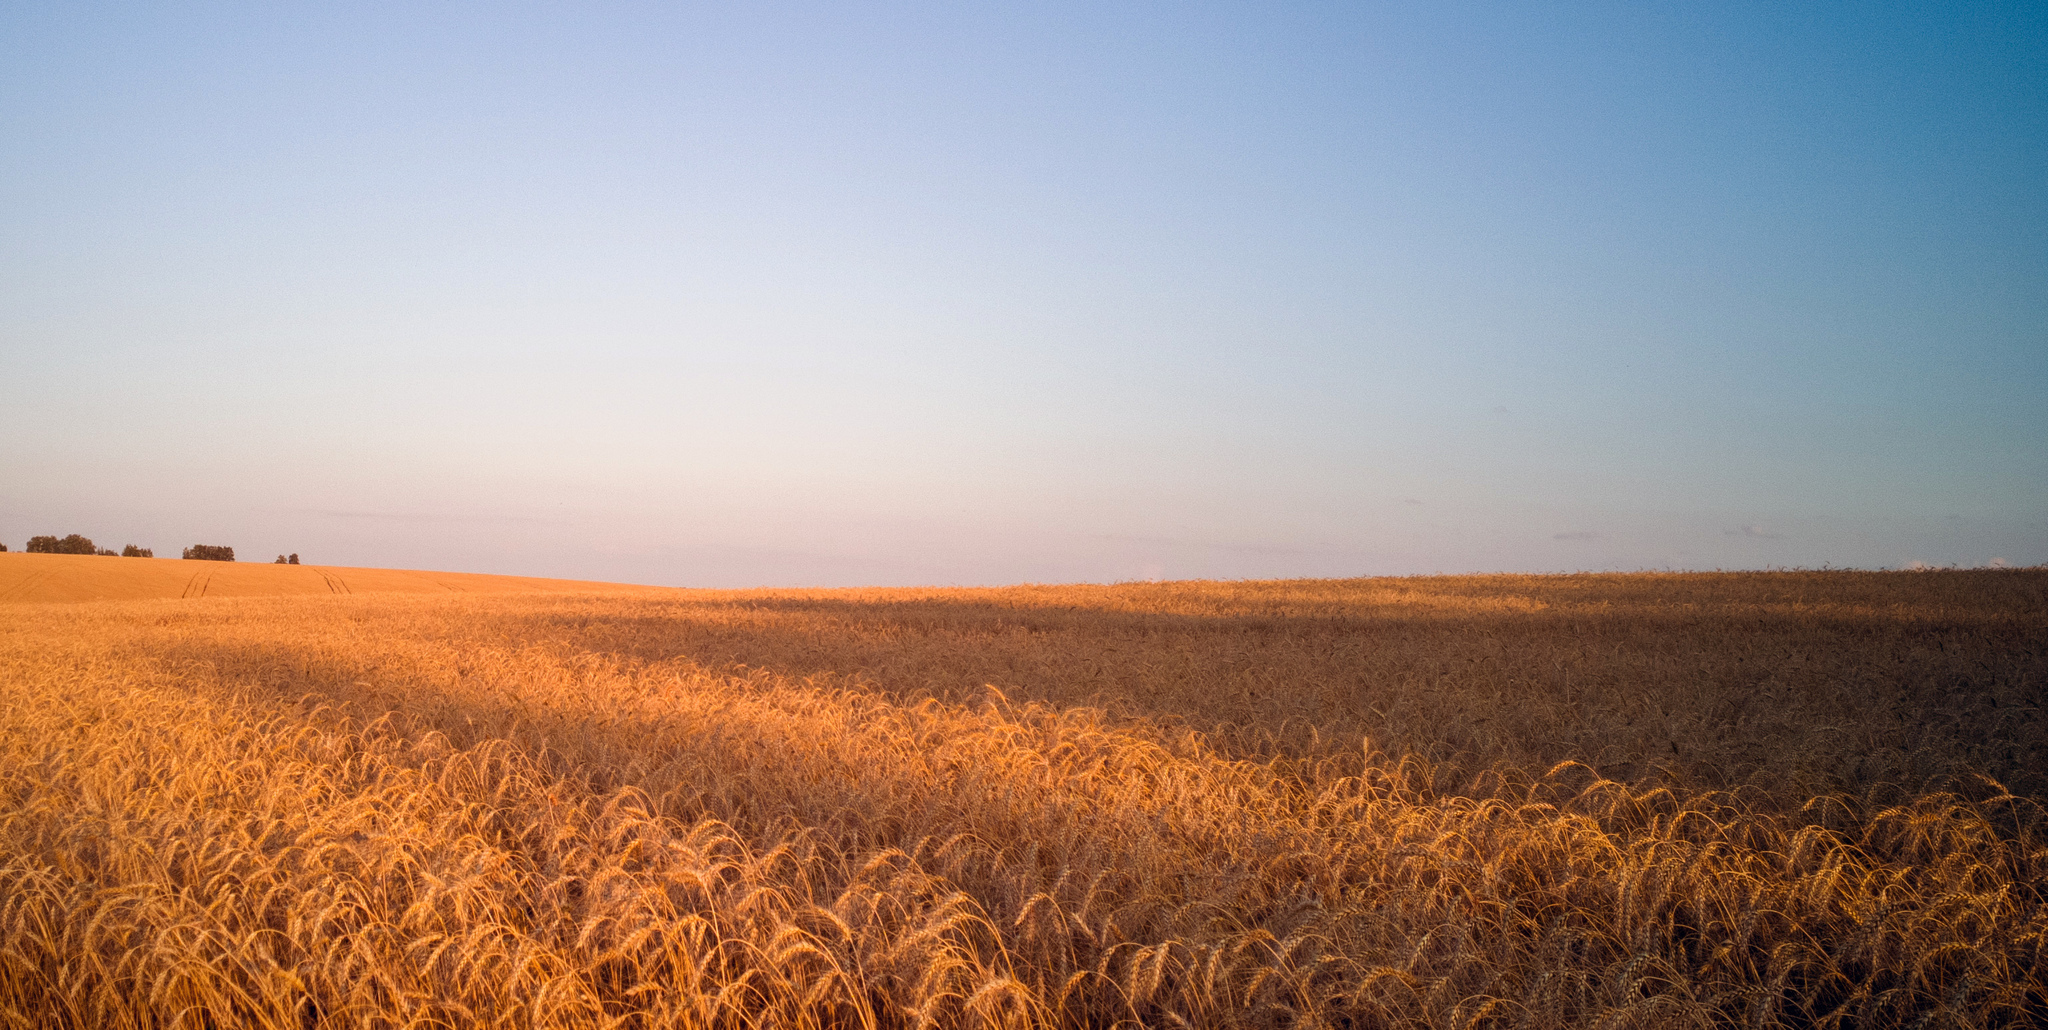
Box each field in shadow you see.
[447,570,2048,801]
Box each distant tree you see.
[121,545,153,558]
[0,542,7,552]
[27,534,98,555]
[182,544,235,562]
[95,547,118,556]
[288,554,299,565]
[274,555,286,564]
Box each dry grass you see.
[0,569,2042,1027]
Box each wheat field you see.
[0,561,2042,1028]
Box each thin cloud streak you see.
[1726,525,1785,539]
[277,509,572,526]
[1087,533,1346,558]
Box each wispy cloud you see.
[279,509,569,526]
[1725,525,1783,539]
[1088,532,1332,556]
[1553,531,1597,541]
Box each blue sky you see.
[2,2,2042,585]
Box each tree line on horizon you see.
[11,534,135,557]
[6,534,298,564]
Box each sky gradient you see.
[3,2,2043,586]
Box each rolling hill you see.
[0,551,661,604]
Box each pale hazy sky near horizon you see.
[3,2,2043,586]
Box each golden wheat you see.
[0,570,2042,1027]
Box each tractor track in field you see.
[0,567,55,603]
[180,567,217,598]
[319,570,352,595]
